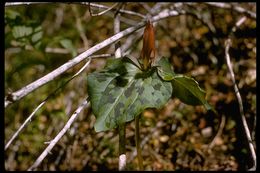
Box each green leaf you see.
[59,39,77,57]
[5,9,23,27]
[156,57,176,81]
[155,57,215,113]
[31,26,43,43]
[171,74,214,112]
[10,25,43,49]
[12,25,33,39]
[5,9,20,21]
[87,57,172,132]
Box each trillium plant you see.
[87,20,215,170]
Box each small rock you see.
[143,110,155,118]
[159,135,169,143]
[201,127,212,138]
[214,136,224,146]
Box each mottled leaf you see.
[87,57,172,132]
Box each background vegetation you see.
[5,2,256,171]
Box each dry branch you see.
[224,16,256,170]
[28,98,89,171]
[208,115,226,149]
[121,3,163,55]
[205,2,256,19]
[5,101,46,151]
[114,10,122,59]
[225,39,256,171]
[5,2,50,6]
[89,3,119,17]
[87,3,146,18]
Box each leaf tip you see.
[204,102,217,115]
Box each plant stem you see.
[118,123,126,171]
[135,114,144,170]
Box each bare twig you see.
[45,47,75,54]
[225,39,256,171]
[5,101,45,151]
[5,2,50,6]
[205,2,256,19]
[5,59,92,151]
[184,4,216,34]
[121,3,176,58]
[28,98,89,171]
[121,31,143,56]
[152,8,184,23]
[140,2,170,18]
[232,16,247,33]
[118,15,140,26]
[225,16,256,170]
[118,124,126,171]
[114,7,122,58]
[5,2,146,19]
[87,3,146,18]
[5,8,182,108]
[122,3,168,56]
[88,6,141,27]
[87,53,114,59]
[89,3,119,17]
[208,115,226,149]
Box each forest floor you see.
[5,2,256,171]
